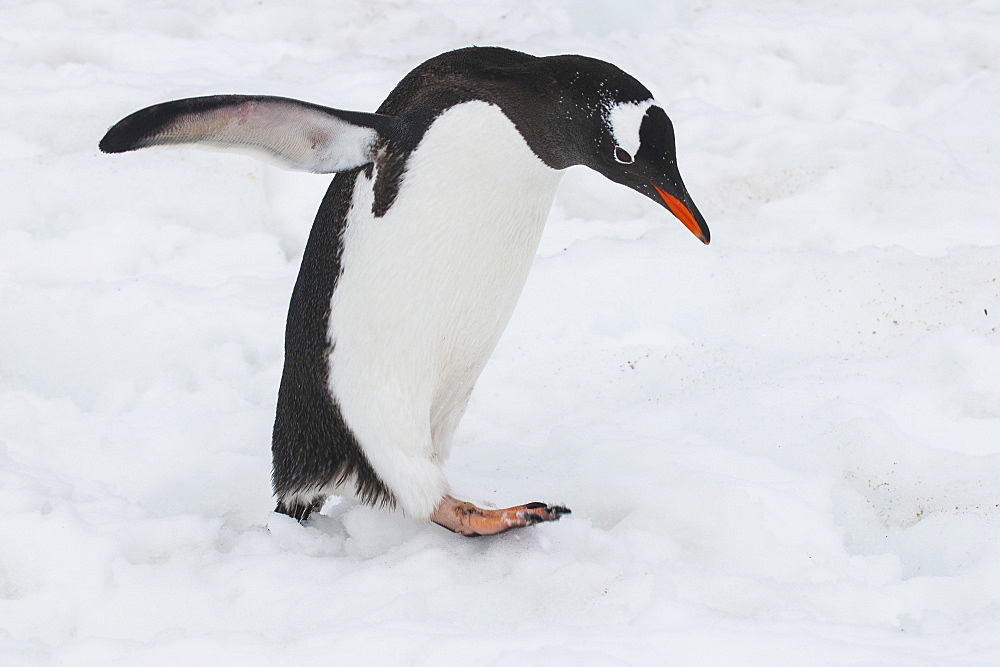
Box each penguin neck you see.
[392,100,564,216]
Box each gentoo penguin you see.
[100,47,709,536]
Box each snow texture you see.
[2,0,1000,663]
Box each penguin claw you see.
[431,496,570,537]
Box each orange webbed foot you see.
[431,495,570,537]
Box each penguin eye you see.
[614,146,634,164]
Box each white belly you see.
[326,101,562,518]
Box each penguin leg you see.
[430,495,570,537]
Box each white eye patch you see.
[607,98,654,159]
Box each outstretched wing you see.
[99,95,404,173]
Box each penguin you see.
[100,46,709,536]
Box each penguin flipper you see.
[99,95,404,173]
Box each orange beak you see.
[653,184,710,245]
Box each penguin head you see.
[591,102,709,245]
[538,56,710,244]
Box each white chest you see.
[327,101,563,436]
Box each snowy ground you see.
[3,0,1000,663]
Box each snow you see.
[2,0,1000,662]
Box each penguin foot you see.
[431,495,570,537]
[275,496,326,522]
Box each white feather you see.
[607,99,654,158]
[323,101,563,520]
